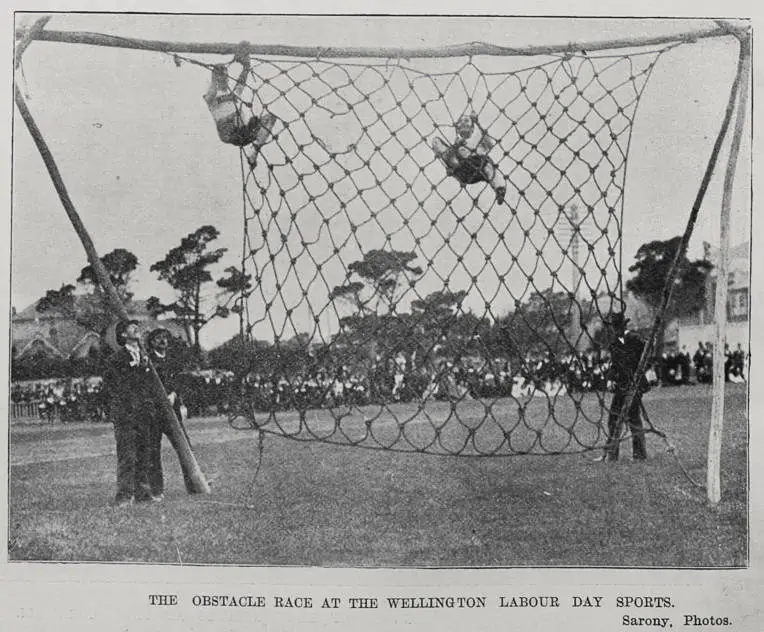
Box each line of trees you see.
[210,236,714,381]
[24,233,714,382]
[33,224,250,359]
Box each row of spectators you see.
[239,341,748,411]
[654,341,748,386]
[11,342,748,421]
[11,377,107,423]
[10,370,236,423]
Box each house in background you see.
[675,240,750,351]
[603,240,749,354]
[11,297,186,364]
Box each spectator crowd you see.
[238,340,749,411]
[11,341,748,422]
[11,377,107,423]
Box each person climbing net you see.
[430,112,507,205]
[203,45,278,168]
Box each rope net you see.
[220,45,672,456]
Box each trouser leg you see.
[605,390,626,461]
[481,160,506,204]
[133,409,154,501]
[629,397,647,460]
[113,415,137,502]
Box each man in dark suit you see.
[102,319,156,506]
[145,327,194,498]
[603,312,650,462]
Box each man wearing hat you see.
[145,327,194,497]
[102,319,156,506]
[603,311,650,462]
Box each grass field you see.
[8,383,747,567]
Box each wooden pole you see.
[14,83,211,495]
[32,23,735,59]
[707,32,751,505]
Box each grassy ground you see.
[8,383,747,567]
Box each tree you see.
[626,236,713,320]
[36,248,140,335]
[207,335,272,378]
[77,248,138,304]
[497,288,578,359]
[217,266,253,338]
[327,249,423,370]
[330,249,423,315]
[410,289,469,364]
[149,225,229,353]
[36,283,77,320]
[328,281,367,313]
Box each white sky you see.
[11,14,752,348]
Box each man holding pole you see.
[603,312,650,462]
[102,320,156,506]
[145,327,194,498]
[14,14,212,497]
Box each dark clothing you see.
[605,331,649,461]
[217,112,264,147]
[447,153,492,185]
[113,414,153,502]
[103,346,153,411]
[678,352,691,385]
[147,350,194,495]
[103,346,154,502]
[606,390,646,461]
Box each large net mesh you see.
[219,45,673,456]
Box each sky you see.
[11,14,752,348]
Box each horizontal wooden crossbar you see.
[30,22,736,59]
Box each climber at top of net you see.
[431,111,508,205]
[203,45,278,169]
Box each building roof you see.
[13,296,152,322]
[15,337,66,359]
[13,318,92,359]
[12,296,186,359]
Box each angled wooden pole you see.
[14,81,211,494]
[707,31,751,505]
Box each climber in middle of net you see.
[430,112,508,205]
[204,46,277,168]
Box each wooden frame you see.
[14,15,750,503]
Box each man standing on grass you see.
[102,320,156,506]
[602,311,650,462]
[145,327,194,498]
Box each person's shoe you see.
[495,187,506,205]
[151,493,164,502]
[114,497,134,508]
